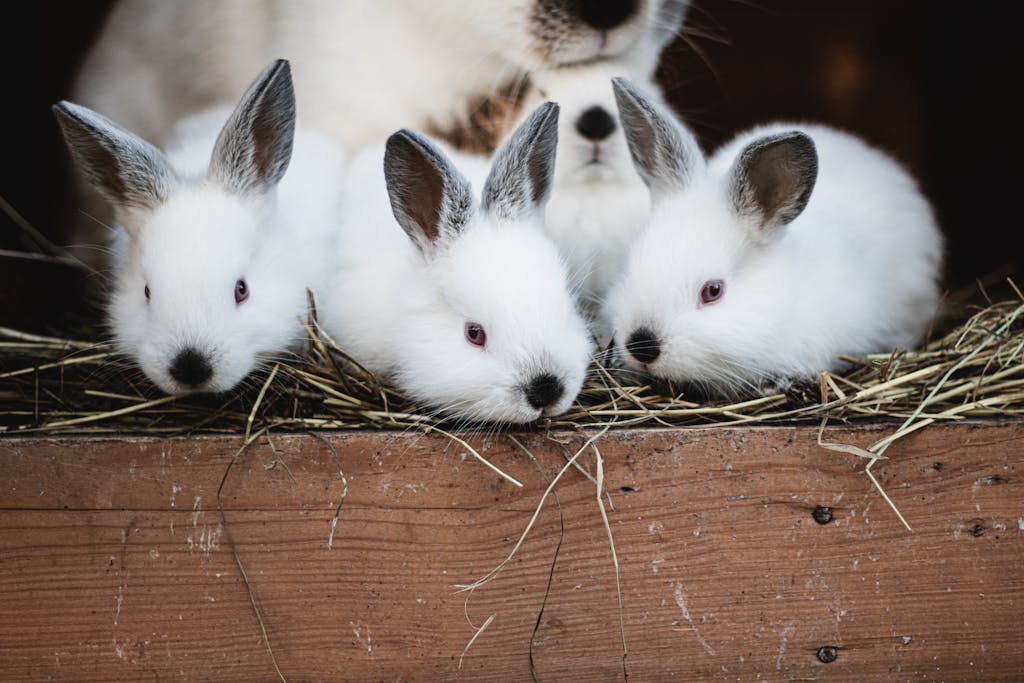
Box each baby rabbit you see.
[605,79,944,394]
[321,103,592,425]
[53,60,345,395]
[509,63,671,343]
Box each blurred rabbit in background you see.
[68,0,689,262]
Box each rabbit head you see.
[53,60,311,395]
[383,103,593,423]
[521,62,656,190]
[605,78,820,392]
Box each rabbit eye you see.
[464,322,487,348]
[234,278,249,305]
[699,279,725,306]
[144,285,151,302]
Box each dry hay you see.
[1,284,1023,438]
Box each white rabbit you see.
[67,1,689,263]
[507,62,673,343]
[53,60,345,395]
[74,0,690,154]
[321,103,593,424]
[605,79,944,394]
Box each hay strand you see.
[215,428,288,683]
[595,443,629,682]
[456,425,612,594]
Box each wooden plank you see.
[0,422,1022,681]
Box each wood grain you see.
[1,422,1022,681]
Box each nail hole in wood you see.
[812,506,833,525]
[816,646,838,663]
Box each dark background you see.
[3,0,1022,329]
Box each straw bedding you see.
[2,284,1021,438]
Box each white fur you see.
[70,1,688,266]
[512,63,669,343]
[321,136,592,425]
[607,112,944,392]
[109,124,343,395]
[57,62,347,396]
[74,0,686,151]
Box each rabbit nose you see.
[625,327,661,364]
[525,373,565,410]
[577,0,639,31]
[169,347,213,388]
[576,106,617,141]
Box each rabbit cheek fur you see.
[607,80,943,394]
[108,191,305,394]
[397,224,592,424]
[606,191,781,392]
[328,211,591,424]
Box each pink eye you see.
[144,285,151,301]
[234,278,249,305]
[464,322,487,348]
[700,279,725,305]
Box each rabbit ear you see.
[210,59,296,195]
[728,132,818,239]
[481,101,559,221]
[52,101,173,213]
[384,129,474,256]
[611,77,703,199]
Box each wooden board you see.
[1,422,1022,681]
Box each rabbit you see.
[52,59,346,396]
[321,103,593,425]
[66,1,689,264]
[74,0,689,154]
[604,78,944,395]
[505,62,674,344]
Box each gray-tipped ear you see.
[52,101,173,212]
[611,77,703,198]
[210,59,295,195]
[384,129,474,256]
[481,101,559,221]
[728,132,818,238]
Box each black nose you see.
[576,106,617,141]
[525,373,565,410]
[168,347,213,388]
[577,0,639,31]
[625,327,660,364]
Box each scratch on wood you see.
[776,623,796,670]
[186,524,222,554]
[351,622,373,654]
[114,583,125,626]
[673,581,716,656]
